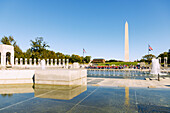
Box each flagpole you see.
[83,48,84,65]
[148,44,149,55]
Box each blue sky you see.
[0,0,170,61]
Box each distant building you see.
[92,59,105,63]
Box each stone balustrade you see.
[14,58,69,68]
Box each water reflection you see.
[1,94,13,97]
[34,84,87,100]
[124,86,129,107]
[0,85,169,113]
[0,84,87,100]
[0,84,34,97]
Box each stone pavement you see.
[87,77,170,88]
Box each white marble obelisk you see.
[125,21,129,62]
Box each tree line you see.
[106,52,169,65]
[1,36,91,63]
[139,52,170,64]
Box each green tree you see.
[84,56,91,63]
[14,45,24,58]
[65,55,70,59]
[25,48,32,58]
[1,36,23,58]
[1,36,92,64]
[46,50,56,59]
[29,37,49,59]
[142,54,156,64]
[1,36,15,45]
[139,58,145,62]
[70,54,83,63]
[65,55,71,63]
[56,52,65,59]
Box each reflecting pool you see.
[0,84,170,113]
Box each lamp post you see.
[158,73,160,81]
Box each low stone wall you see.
[0,70,35,84]
[35,69,87,86]
[0,69,87,86]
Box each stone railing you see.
[14,58,69,68]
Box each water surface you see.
[0,84,169,113]
[87,70,170,80]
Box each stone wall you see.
[35,69,87,86]
[0,70,35,84]
[0,69,87,86]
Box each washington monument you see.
[125,21,129,62]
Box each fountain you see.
[151,58,160,75]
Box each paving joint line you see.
[66,87,99,113]
[0,89,56,111]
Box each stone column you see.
[41,59,45,69]
[38,59,41,66]
[59,59,61,66]
[51,59,53,66]
[34,58,36,66]
[1,53,5,66]
[11,51,14,66]
[164,57,167,67]
[29,58,32,65]
[66,59,69,68]
[20,58,23,65]
[15,58,18,65]
[158,57,161,64]
[47,59,49,66]
[0,54,3,66]
[63,59,65,66]
[55,59,57,66]
[25,58,27,65]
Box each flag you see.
[83,48,86,53]
[148,45,153,51]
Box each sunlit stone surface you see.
[0,70,35,84]
[0,69,87,86]
[35,69,87,86]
